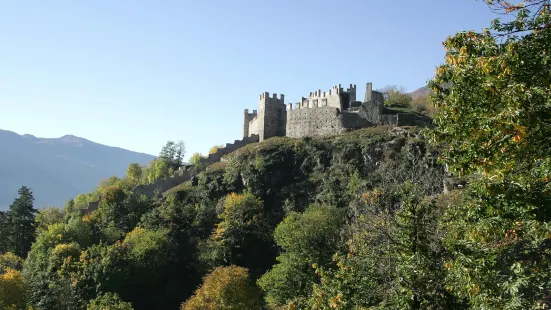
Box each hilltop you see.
[27,124,451,310]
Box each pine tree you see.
[0,211,8,254]
[7,186,38,257]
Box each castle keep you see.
[243,82,425,141]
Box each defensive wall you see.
[286,104,370,138]
[131,134,259,197]
[81,135,260,214]
[243,81,431,142]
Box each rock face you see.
[243,82,430,142]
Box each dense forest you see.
[1,1,551,309]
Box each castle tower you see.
[257,92,286,141]
[243,109,257,138]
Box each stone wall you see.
[132,171,192,197]
[248,116,260,137]
[359,101,385,124]
[340,111,373,129]
[286,106,343,138]
[198,135,259,164]
[243,109,257,137]
[81,135,260,214]
[286,106,373,139]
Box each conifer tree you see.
[7,186,38,257]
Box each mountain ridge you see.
[0,129,155,210]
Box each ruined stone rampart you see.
[131,135,259,197]
[132,171,192,197]
[198,135,259,164]
[81,135,260,214]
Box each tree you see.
[202,193,272,274]
[258,205,344,307]
[126,163,143,187]
[181,265,263,310]
[87,292,133,310]
[159,140,186,168]
[380,85,413,108]
[428,1,551,308]
[36,207,65,234]
[189,152,205,166]
[0,212,8,254]
[0,253,23,273]
[146,158,170,183]
[122,227,172,269]
[0,267,26,309]
[209,145,224,155]
[7,186,38,257]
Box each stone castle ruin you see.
[243,82,429,141]
[81,81,431,213]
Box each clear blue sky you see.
[0,0,498,158]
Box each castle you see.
[81,82,430,213]
[243,82,428,141]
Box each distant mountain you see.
[0,130,155,210]
[409,86,431,100]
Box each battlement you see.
[306,84,355,99]
[243,81,420,142]
[244,109,258,116]
[259,92,285,102]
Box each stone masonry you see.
[243,82,428,141]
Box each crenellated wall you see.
[198,135,259,164]
[243,81,430,141]
[299,84,357,110]
[81,135,260,214]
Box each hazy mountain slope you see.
[0,129,155,209]
[409,86,430,99]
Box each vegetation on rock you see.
[0,1,550,309]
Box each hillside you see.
[409,85,431,100]
[0,129,155,209]
[20,125,451,309]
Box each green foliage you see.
[159,140,186,168]
[202,193,273,275]
[125,163,143,186]
[146,158,170,183]
[427,1,551,308]
[0,252,23,273]
[122,227,172,269]
[6,186,38,257]
[274,205,344,263]
[36,207,65,234]
[0,211,9,253]
[87,292,133,310]
[19,126,459,310]
[258,205,344,307]
[209,144,224,155]
[189,152,205,165]
[381,85,413,108]
[181,265,263,310]
[0,267,26,310]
